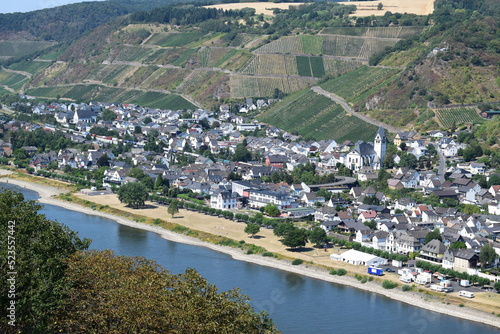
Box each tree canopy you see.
[117,182,149,208]
[281,228,308,249]
[168,200,179,217]
[424,229,442,245]
[264,203,280,217]
[308,227,328,247]
[479,243,497,268]
[0,189,91,332]
[50,250,277,333]
[244,222,260,238]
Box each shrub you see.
[336,268,347,276]
[382,280,398,289]
[153,218,162,225]
[459,304,464,307]
[402,284,411,292]
[292,259,303,265]
[360,277,367,284]
[329,269,337,275]
[262,252,274,257]
[246,250,254,255]
[368,276,374,281]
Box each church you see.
[344,127,387,171]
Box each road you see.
[430,142,446,183]
[311,86,403,134]
[308,176,357,188]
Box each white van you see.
[459,290,474,298]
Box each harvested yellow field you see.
[204,2,305,16]
[339,0,435,17]
[206,1,434,17]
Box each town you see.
[1,97,500,293]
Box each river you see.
[3,184,497,333]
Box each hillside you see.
[0,0,498,139]
[0,0,182,42]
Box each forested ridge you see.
[0,0,185,41]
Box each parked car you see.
[385,268,395,272]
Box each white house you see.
[210,191,238,210]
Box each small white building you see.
[210,191,238,210]
[330,249,388,267]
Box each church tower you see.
[374,126,387,168]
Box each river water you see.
[3,184,497,333]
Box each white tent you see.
[330,249,387,267]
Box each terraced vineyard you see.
[230,75,317,98]
[240,54,298,76]
[140,67,188,91]
[171,48,198,66]
[112,45,153,62]
[0,87,12,95]
[145,32,206,47]
[26,86,76,99]
[322,35,397,59]
[127,91,196,110]
[176,70,221,93]
[86,64,133,84]
[435,107,486,128]
[26,84,195,109]
[8,61,52,75]
[227,33,258,47]
[258,90,377,142]
[256,35,398,59]
[0,71,29,91]
[240,54,354,78]
[0,41,56,57]
[300,35,323,54]
[323,58,364,76]
[320,66,400,101]
[320,26,425,39]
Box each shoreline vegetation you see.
[1,170,499,330]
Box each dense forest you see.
[0,0,184,41]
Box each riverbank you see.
[1,176,499,329]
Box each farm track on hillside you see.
[311,86,403,133]
[1,66,32,78]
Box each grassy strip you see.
[1,169,76,192]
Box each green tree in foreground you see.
[494,281,500,293]
[244,222,261,238]
[118,182,149,208]
[281,228,308,249]
[50,250,277,333]
[273,222,295,238]
[0,189,91,333]
[168,200,179,218]
[308,227,328,247]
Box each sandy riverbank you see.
[1,176,499,329]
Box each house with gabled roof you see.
[443,248,479,273]
[416,239,447,265]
